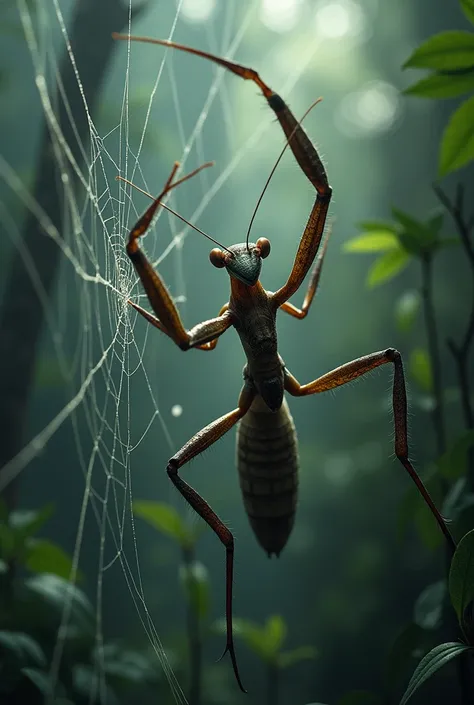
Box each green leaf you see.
[343,231,399,253]
[461,0,474,25]
[25,539,78,581]
[229,615,288,663]
[264,615,287,654]
[232,619,272,662]
[24,574,93,630]
[438,430,474,479]
[0,631,46,667]
[395,291,420,333]
[414,581,446,630]
[404,32,474,70]
[399,642,471,705]
[439,95,474,176]
[409,348,433,392]
[278,645,317,669]
[404,70,474,99]
[133,501,191,547]
[392,208,426,234]
[367,248,411,287]
[391,207,435,254]
[9,504,54,538]
[179,560,209,620]
[0,504,55,561]
[449,529,474,622]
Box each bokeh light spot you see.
[323,452,354,486]
[171,404,183,417]
[260,0,304,33]
[338,80,401,137]
[314,0,365,40]
[181,0,216,24]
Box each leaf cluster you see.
[0,502,165,704]
[215,614,317,670]
[0,502,78,581]
[344,209,456,289]
[403,4,474,175]
[399,530,474,703]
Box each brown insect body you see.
[237,394,298,557]
[228,256,298,556]
[229,278,281,405]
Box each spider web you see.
[0,0,326,702]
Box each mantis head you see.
[209,239,271,286]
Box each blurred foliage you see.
[216,613,317,669]
[0,502,77,581]
[134,500,204,551]
[0,501,167,703]
[395,530,474,703]
[344,208,458,290]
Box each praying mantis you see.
[113,33,455,691]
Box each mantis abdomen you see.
[236,396,298,557]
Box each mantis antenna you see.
[244,97,323,250]
[116,175,234,254]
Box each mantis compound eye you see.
[256,237,271,258]
[209,248,226,268]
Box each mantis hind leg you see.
[284,348,456,554]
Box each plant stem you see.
[420,254,447,456]
[182,546,202,705]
